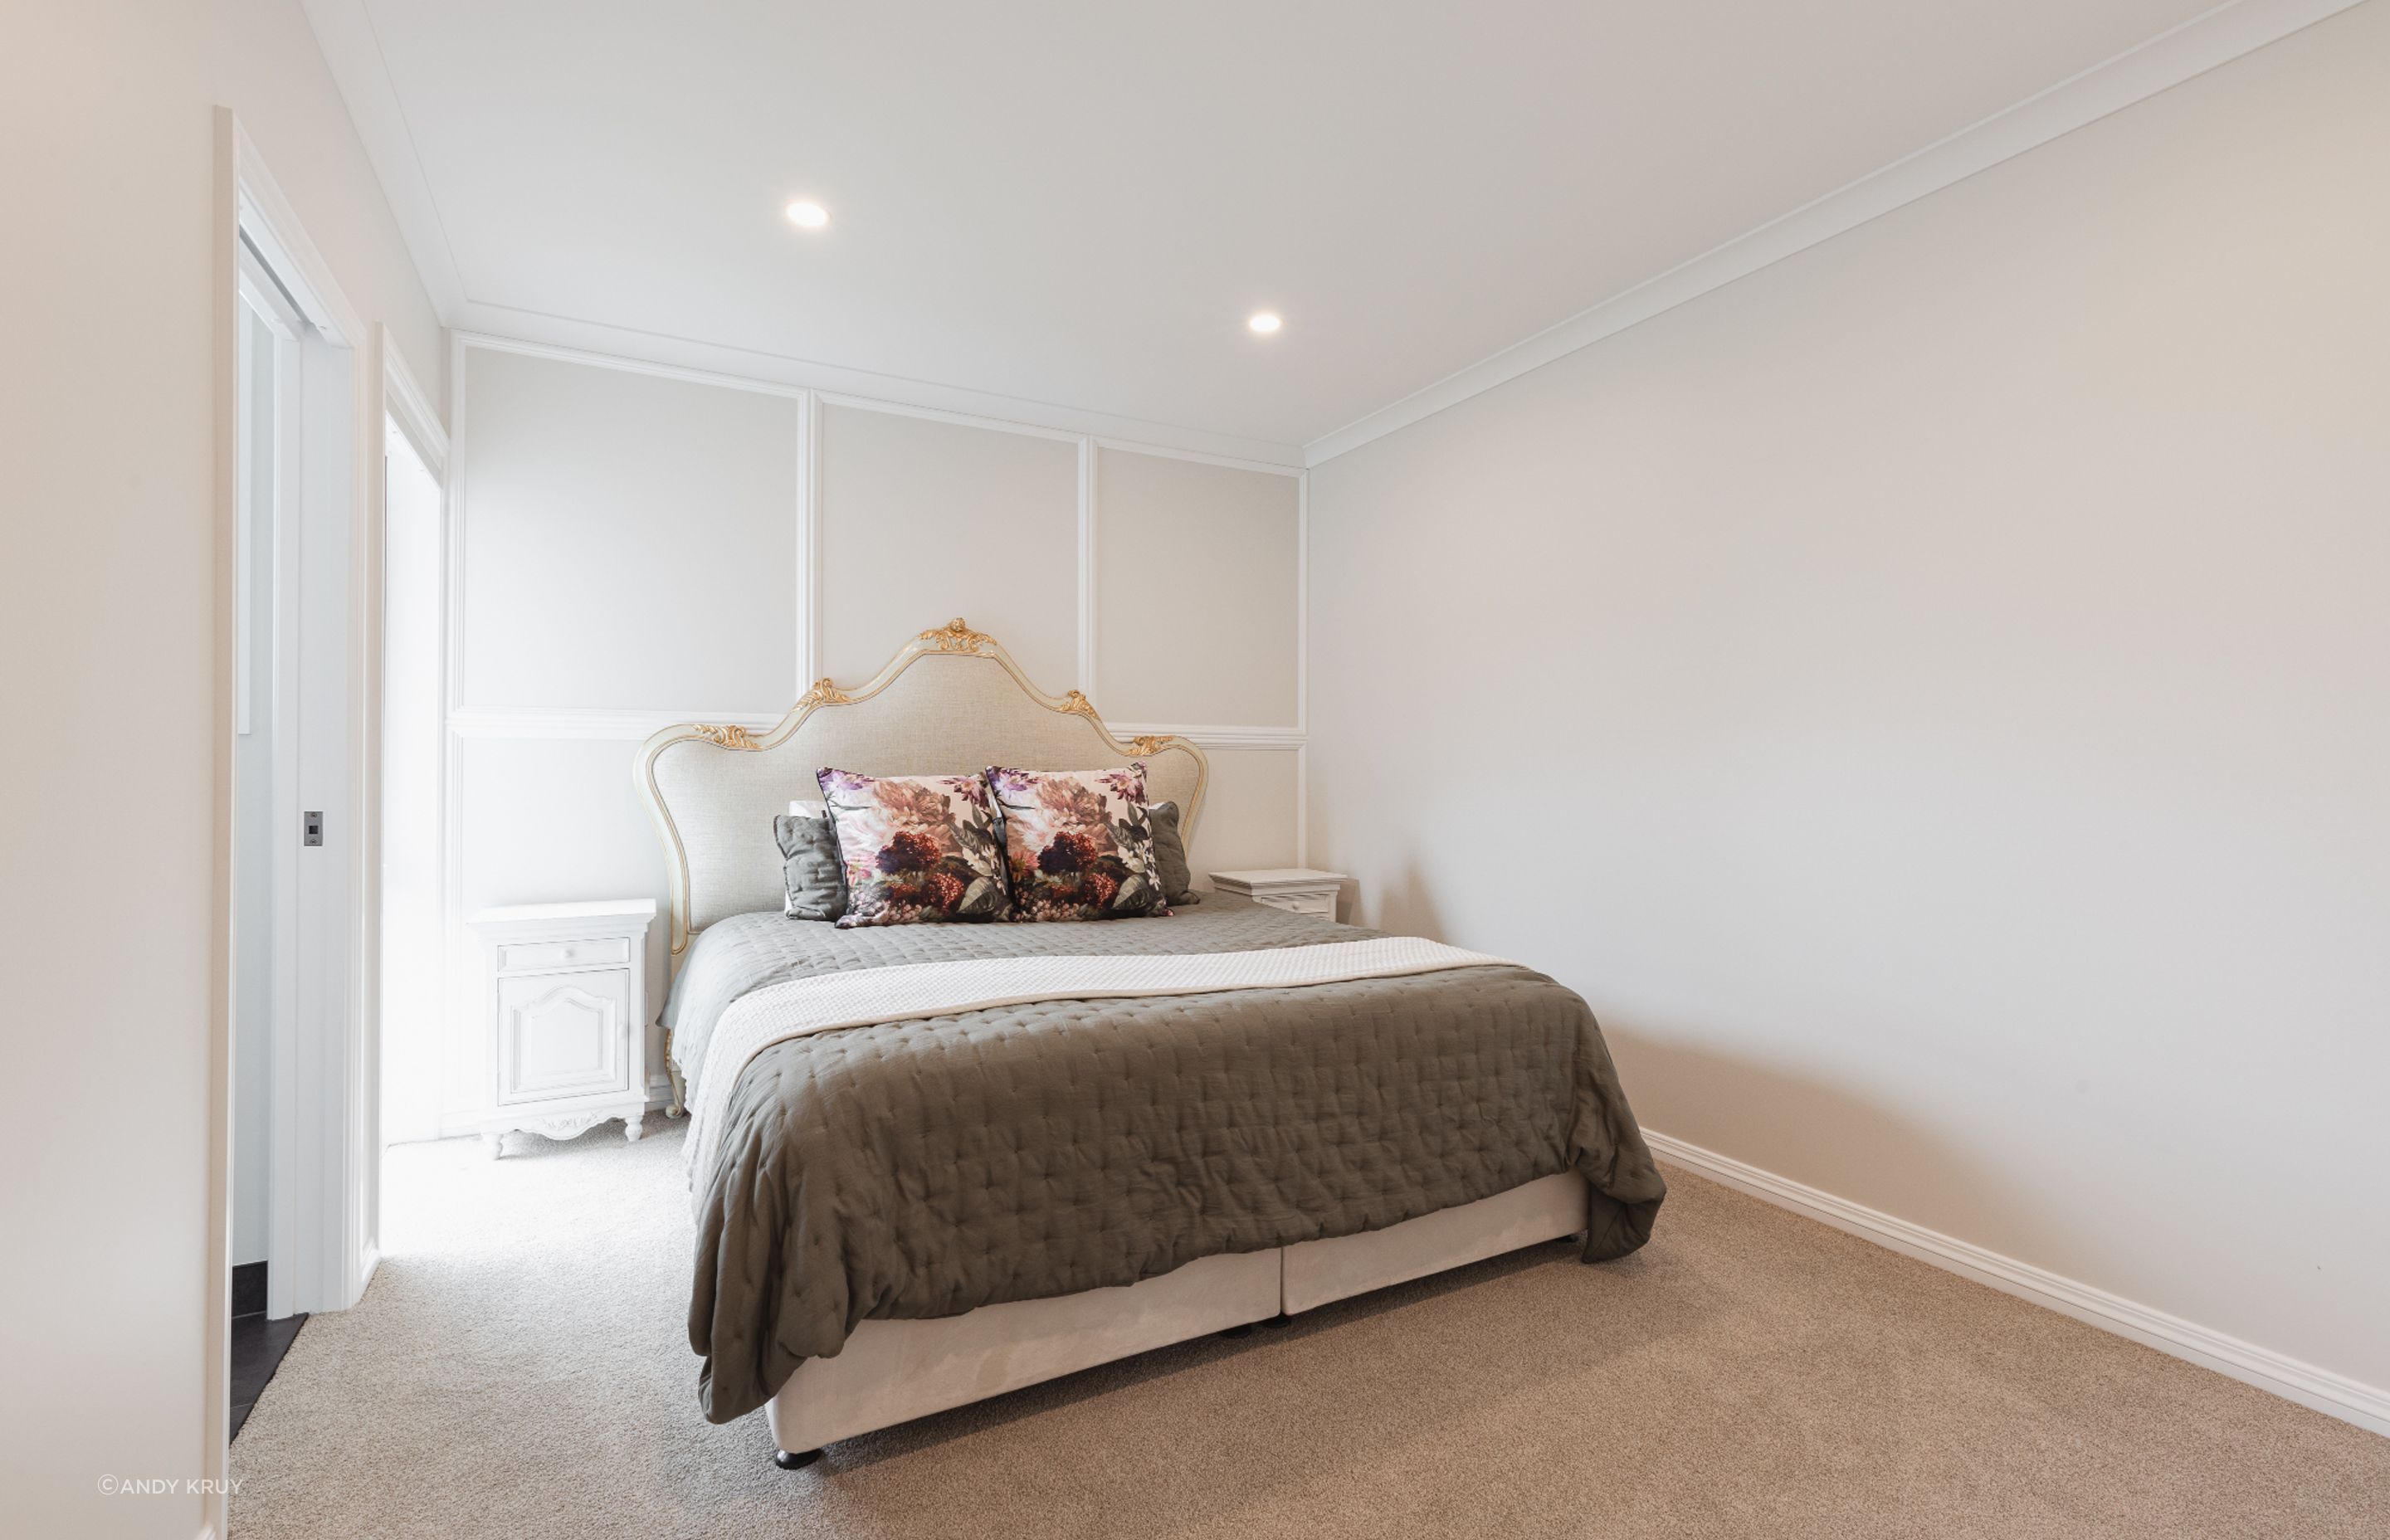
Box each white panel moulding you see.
[1077,435,1099,701]
[447,318,1304,467]
[447,708,785,741]
[1107,724,1306,751]
[796,388,821,693]
[447,711,1302,748]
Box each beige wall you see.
[0,2,445,1535]
[446,344,1306,1131]
[1096,447,1301,729]
[818,406,1083,689]
[461,349,799,711]
[1306,5,2390,1401]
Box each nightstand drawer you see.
[1209,869,1350,924]
[1251,889,1339,919]
[495,937,632,975]
[495,968,632,1104]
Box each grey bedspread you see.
[680,896,1666,1423]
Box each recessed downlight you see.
[1248,311,1283,334]
[785,200,830,230]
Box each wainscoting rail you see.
[446,707,1303,752]
[1641,1128,2390,1439]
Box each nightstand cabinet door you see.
[495,969,632,1105]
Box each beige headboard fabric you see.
[634,620,1208,959]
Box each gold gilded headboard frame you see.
[632,619,1211,961]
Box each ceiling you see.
[315,0,2225,457]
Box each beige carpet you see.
[231,1116,2389,1538]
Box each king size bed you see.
[635,620,1666,1468]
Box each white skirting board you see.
[1641,1129,2390,1439]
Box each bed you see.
[634,619,1666,1468]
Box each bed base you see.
[765,1171,1590,1464]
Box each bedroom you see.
[3,2,2385,1537]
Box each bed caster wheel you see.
[773,1448,822,1470]
[1217,1323,1255,1340]
[1260,1313,1293,1329]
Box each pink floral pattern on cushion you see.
[815,768,1009,928]
[983,764,1170,922]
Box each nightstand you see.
[467,899,656,1158]
[1207,868,1350,921]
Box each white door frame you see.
[375,353,451,1164]
[207,109,422,1537]
[234,242,310,1322]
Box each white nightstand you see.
[1207,868,1350,921]
[467,899,656,1158]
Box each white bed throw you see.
[684,937,1512,1194]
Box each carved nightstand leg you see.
[483,1131,505,1160]
[623,1111,646,1143]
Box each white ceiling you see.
[316,0,2226,456]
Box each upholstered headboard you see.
[633,619,1208,960]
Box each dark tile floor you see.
[231,1306,305,1439]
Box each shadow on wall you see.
[1368,860,1450,945]
[1599,1024,2052,1262]
[1358,857,2051,1261]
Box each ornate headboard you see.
[633,619,1209,961]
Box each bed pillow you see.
[772,809,846,922]
[1146,801,1198,906]
[984,764,1171,922]
[814,769,1009,927]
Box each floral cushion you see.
[815,769,1009,928]
[984,764,1171,922]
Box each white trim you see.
[448,709,1294,749]
[1090,436,1306,478]
[456,327,1305,469]
[235,124,382,1323]
[1302,0,2371,465]
[1642,1128,2390,1440]
[1076,436,1099,699]
[440,329,471,1155]
[449,707,784,741]
[455,305,1305,466]
[1295,743,1310,867]
[232,123,363,348]
[817,388,1085,445]
[794,389,819,691]
[1105,724,1305,751]
[1295,472,1309,862]
[381,334,447,475]
[458,329,810,400]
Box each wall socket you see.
[304,811,323,847]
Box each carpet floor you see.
[230,1115,2389,1538]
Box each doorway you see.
[229,237,308,1435]
[380,417,446,1149]
[225,202,371,1431]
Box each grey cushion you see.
[773,812,847,922]
[1148,801,1198,905]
